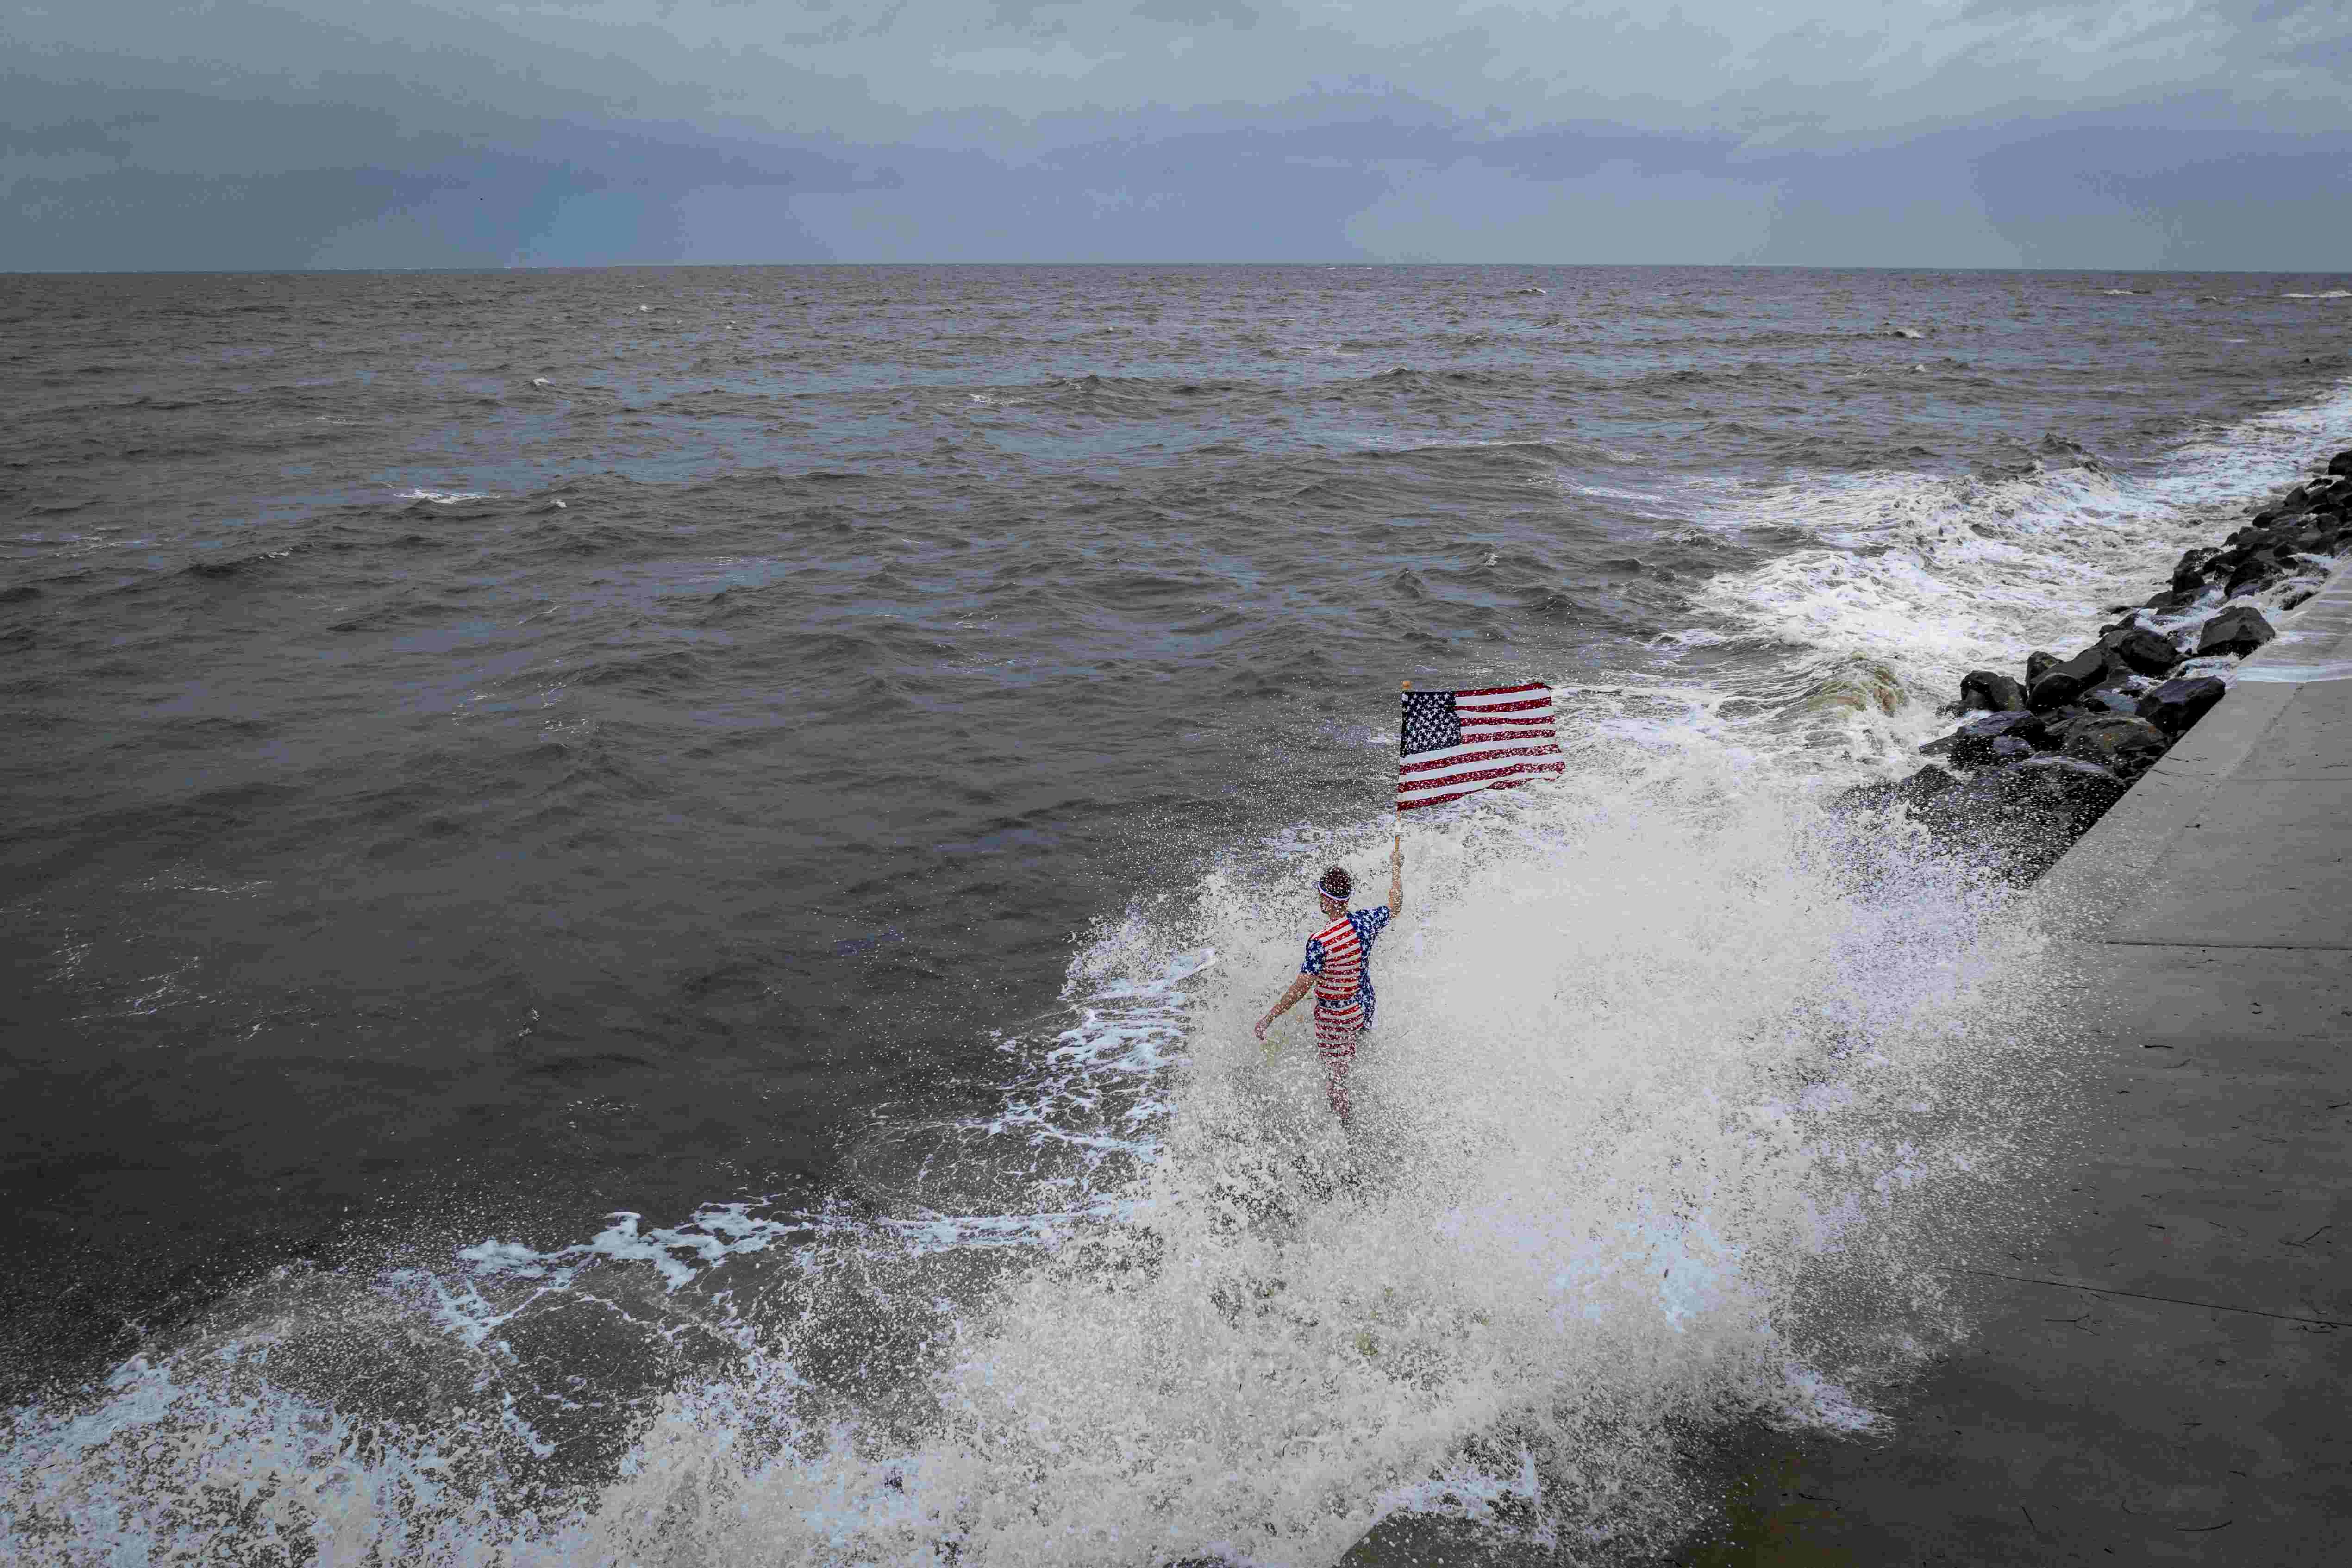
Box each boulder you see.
[2168,548,2216,592]
[1948,709,2048,767]
[2058,714,2171,777]
[2027,645,2113,711]
[2025,650,2058,687]
[2036,706,2103,748]
[2330,450,2352,477]
[1909,754,2128,881]
[1834,763,1954,817]
[2102,625,2184,678]
[2197,606,2277,659]
[1958,670,2027,712]
[2084,686,2144,714]
[2138,675,2227,737]
[2224,558,2286,599]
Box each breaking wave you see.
[2,744,2067,1565]
[1687,377,2352,764]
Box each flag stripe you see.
[1399,772,1557,811]
[1398,761,1564,808]
[1451,682,1549,700]
[1399,740,1564,776]
[1399,761,1564,799]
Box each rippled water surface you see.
[3,265,2348,1563]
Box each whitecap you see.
[391,487,492,504]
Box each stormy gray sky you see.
[5,0,2350,269]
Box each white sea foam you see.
[2281,289,2351,300]
[1686,376,2352,764]
[392,487,493,505]
[0,748,2068,1565]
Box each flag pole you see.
[1396,681,1408,850]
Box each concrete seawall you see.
[1689,559,2352,1563]
[1344,562,2352,1567]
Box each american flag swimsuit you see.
[1302,906,1390,1062]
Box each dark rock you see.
[2138,676,2227,737]
[2329,450,2352,477]
[2025,650,2058,687]
[1918,733,1958,757]
[2224,557,2285,599]
[2058,714,2171,777]
[2027,645,2113,710]
[2169,548,2215,590]
[2085,686,2144,714]
[1908,754,2128,881]
[1948,710,2048,767]
[2036,706,2103,748]
[2143,586,2205,613]
[2101,625,2183,678]
[1988,735,2036,764]
[1902,764,1955,801]
[1833,763,1954,817]
[1958,670,2027,713]
[2197,606,2276,659]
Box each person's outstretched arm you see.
[1387,836,1403,918]
[1256,974,1313,1040]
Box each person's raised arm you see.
[1387,835,1403,918]
[1256,974,1313,1041]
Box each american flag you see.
[1397,681,1564,812]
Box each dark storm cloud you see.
[3,0,2349,268]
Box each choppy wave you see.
[393,487,495,505]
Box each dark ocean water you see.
[3,265,2348,1564]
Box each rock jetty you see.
[1845,446,2352,880]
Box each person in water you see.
[1254,837,1404,1127]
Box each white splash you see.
[392,487,493,505]
[0,751,2062,1565]
[1687,376,2352,764]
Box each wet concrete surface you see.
[1670,563,2352,1565]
